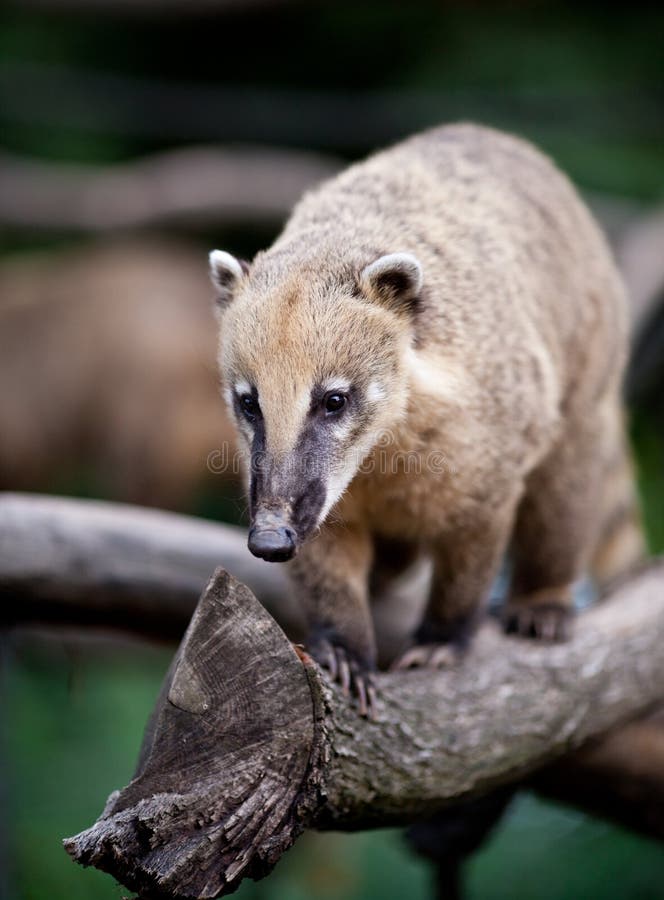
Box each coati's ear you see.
[209,250,249,309]
[360,252,423,315]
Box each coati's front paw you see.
[391,642,460,671]
[503,601,572,642]
[309,638,377,719]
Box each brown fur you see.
[213,123,645,674]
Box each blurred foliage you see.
[1,2,663,200]
[632,414,664,554]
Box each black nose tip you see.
[247,526,297,562]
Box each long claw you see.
[391,642,459,671]
[503,602,572,643]
[356,677,368,717]
[391,647,421,671]
[308,640,377,718]
[325,644,338,682]
[339,656,351,696]
[366,683,378,721]
[430,644,457,668]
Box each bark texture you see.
[64,562,664,898]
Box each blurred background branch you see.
[0,145,340,230]
[0,492,299,639]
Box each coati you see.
[210,123,644,715]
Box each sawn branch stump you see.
[64,563,664,898]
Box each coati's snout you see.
[248,474,327,562]
[248,508,298,562]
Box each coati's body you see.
[211,123,643,704]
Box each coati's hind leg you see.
[394,504,518,670]
[505,414,607,641]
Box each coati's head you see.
[210,247,423,562]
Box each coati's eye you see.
[239,394,260,421]
[323,392,347,415]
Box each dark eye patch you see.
[234,385,261,423]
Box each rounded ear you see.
[209,250,248,309]
[360,252,423,314]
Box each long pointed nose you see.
[248,525,297,562]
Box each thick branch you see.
[5,493,664,848]
[64,564,664,898]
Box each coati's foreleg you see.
[394,506,518,669]
[288,522,377,715]
[505,414,606,641]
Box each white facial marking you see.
[329,417,353,442]
[318,469,354,523]
[234,379,251,398]
[366,380,386,403]
[320,377,351,395]
[404,346,467,401]
[317,422,386,525]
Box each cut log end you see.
[63,568,325,899]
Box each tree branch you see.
[63,563,664,898]
[0,146,340,232]
[4,492,663,876]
